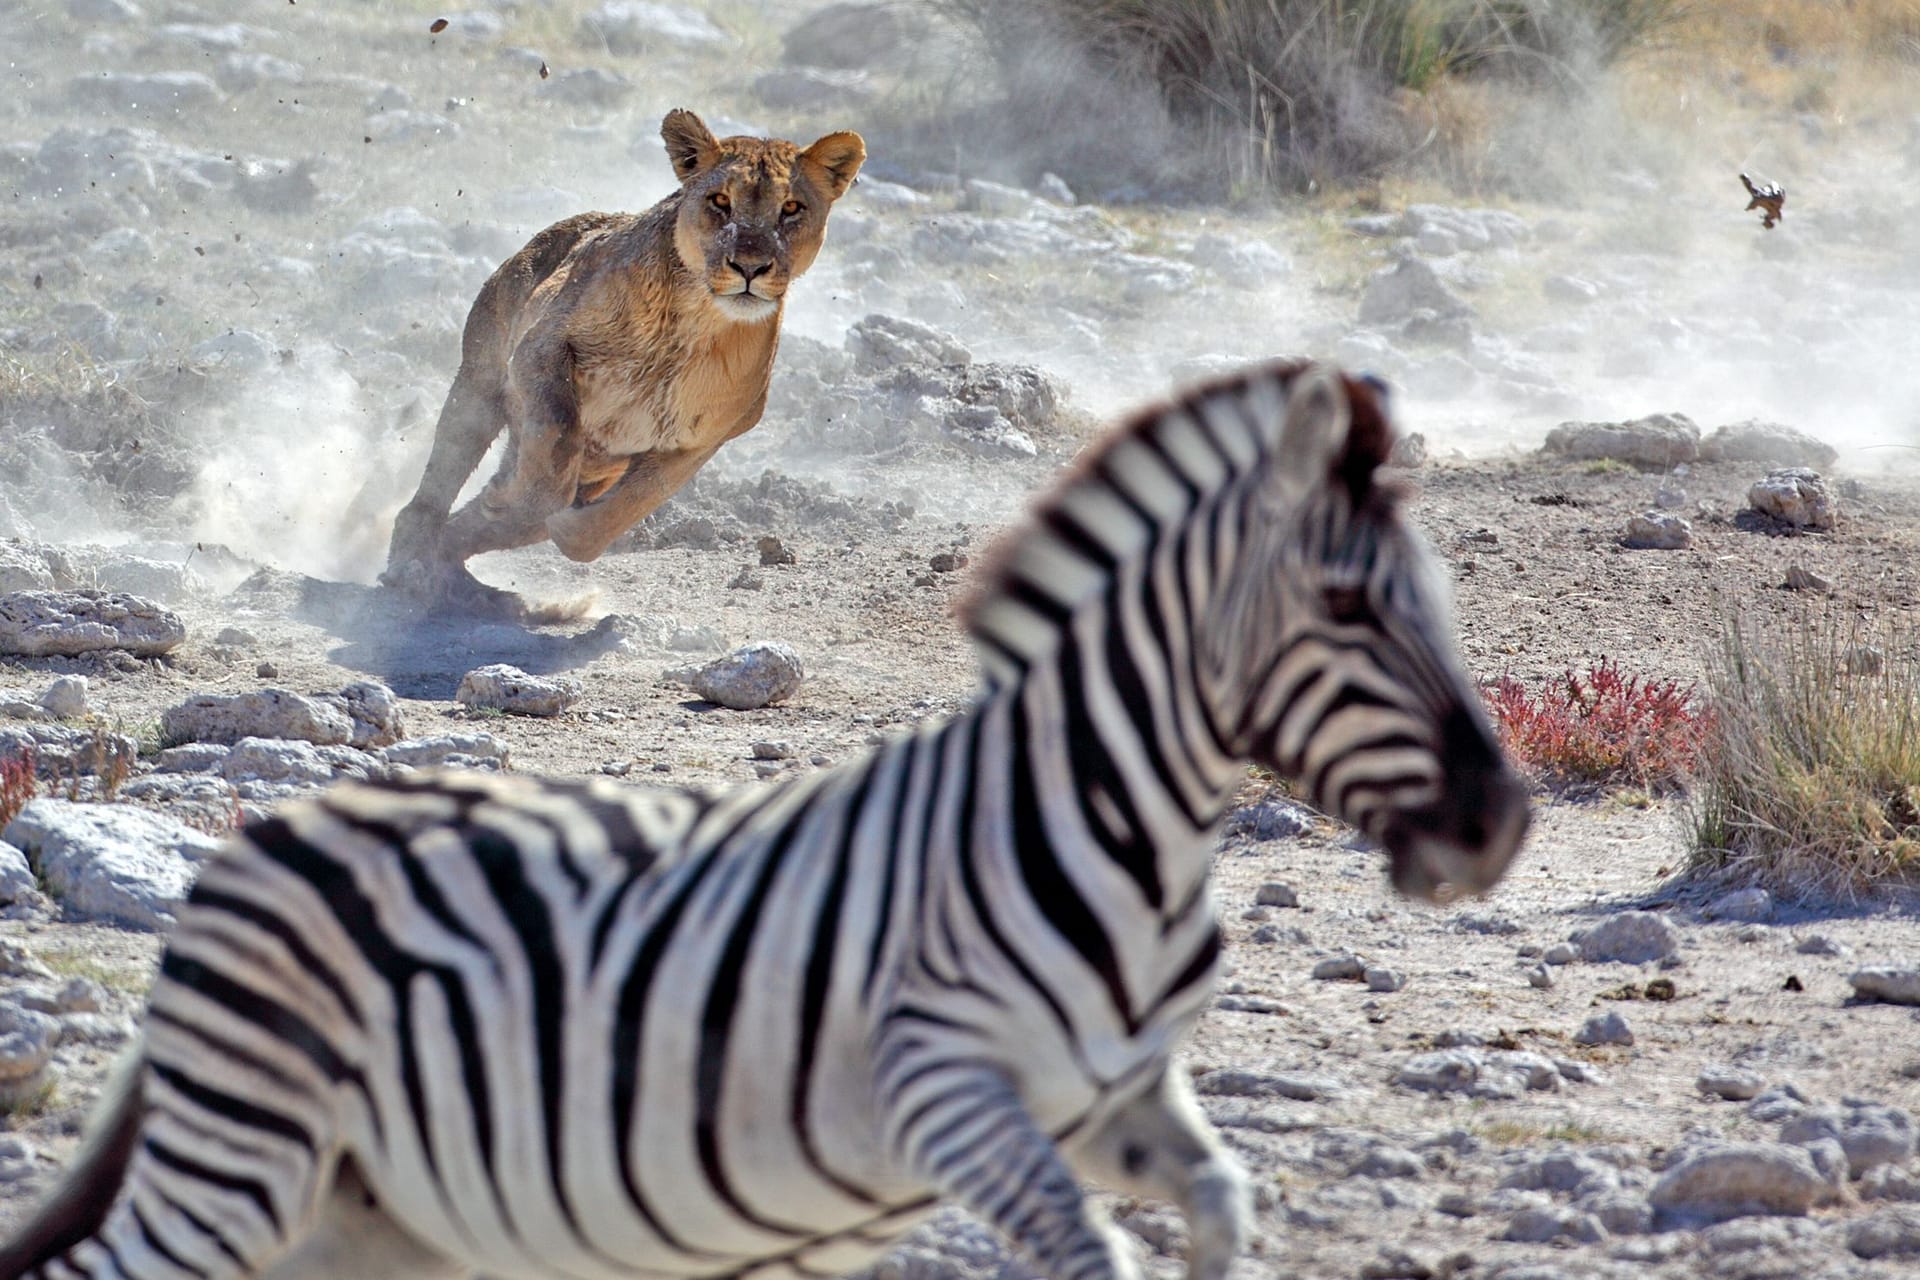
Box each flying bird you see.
[1740,172,1785,229]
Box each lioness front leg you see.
[1071,1069,1250,1280]
[546,443,721,562]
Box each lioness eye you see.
[781,199,803,217]
[710,192,731,211]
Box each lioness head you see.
[662,109,865,322]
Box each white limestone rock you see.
[2,798,219,930]
[673,642,804,711]
[1570,911,1680,964]
[382,733,512,770]
[1748,468,1836,530]
[0,590,185,657]
[161,688,354,747]
[1543,414,1700,470]
[456,664,582,718]
[1650,1143,1839,1222]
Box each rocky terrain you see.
[3,2,1920,1278]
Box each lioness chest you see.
[570,318,775,476]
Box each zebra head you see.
[1215,363,1530,902]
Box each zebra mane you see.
[960,358,1397,672]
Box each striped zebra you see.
[1,359,1530,1280]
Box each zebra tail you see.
[0,1053,144,1280]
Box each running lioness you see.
[383,109,864,614]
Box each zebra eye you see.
[1323,586,1371,625]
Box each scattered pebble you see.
[1505,1205,1604,1244]
[1570,911,1679,964]
[38,675,88,719]
[1395,1048,1584,1099]
[1387,433,1429,468]
[1848,1205,1920,1259]
[1704,887,1772,922]
[455,664,582,718]
[1198,1068,1336,1101]
[1575,1010,1635,1046]
[1255,881,1299,908]
[1357,1244,1439,1279]
[1747,1083,1813,1124]
[1781,1101,1917,1177]
[1311,954,1366,982]
[1850,967,1920,1006]
[1844,644,1885,676]
[1697,1064,1765,1101]
[1783,564,1832,592]
[671,642,805,710]
[1862,1165,1920,1203]
[1748,468,1836,530]
[1366,966,1408,993]
[1223,798,1314,842]
[1623,511,1692,550]
[0,1133,36,1184]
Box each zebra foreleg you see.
[1069,1070,1249,1280]
[885,1066,1142,1280]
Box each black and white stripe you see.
[2,360,1528,1280]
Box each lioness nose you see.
[729,258,771,282]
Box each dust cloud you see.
[2,0,1916,586]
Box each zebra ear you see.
[1274,364,1351,494]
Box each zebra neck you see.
[993,622,1243,916]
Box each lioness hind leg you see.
[385,376,508,578]
[1071,1070,1251,1280]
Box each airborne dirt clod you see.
[3,3,1920,1279]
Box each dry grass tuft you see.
[1487,658,1708,792]
[1662,0,1920,67]
[921,0,1681,191]
[1615,0,1920,172]
[1687,611,1920,896]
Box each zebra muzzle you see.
[1378,762,1531,903]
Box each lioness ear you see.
[800,130,865,200]
[661,109,719,184]
[1274,364,1349,495]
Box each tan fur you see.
[382,109,863,616]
